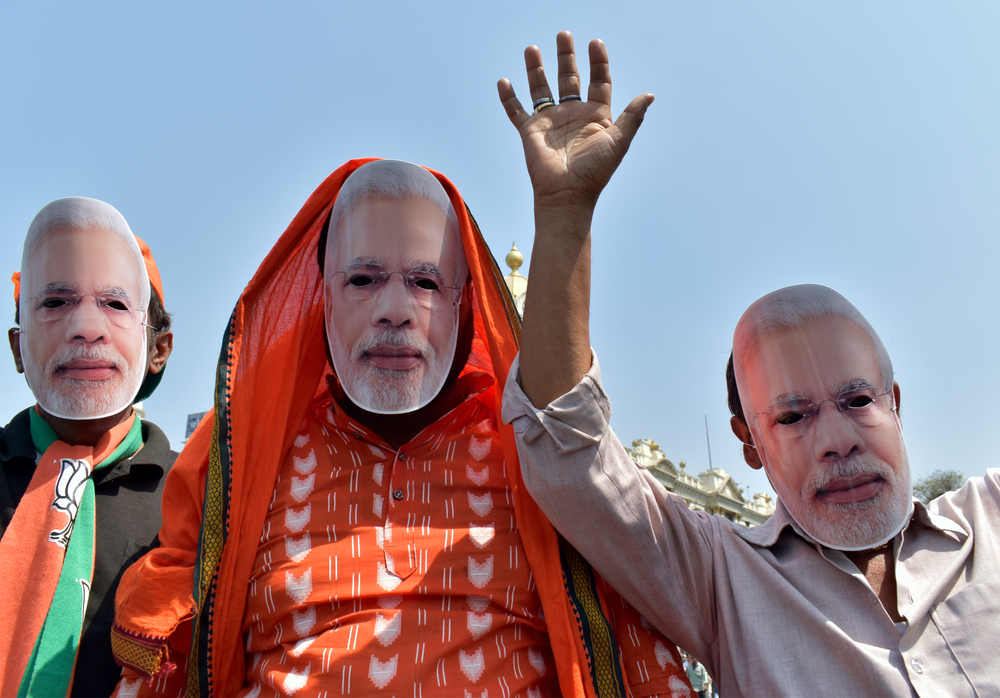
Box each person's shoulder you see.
[728,504,792,548]
[0,408,35,463]
[925,469,1000,530]
[138,419,178,475]
[968,468,1000,509]
[952,469,999,500]
[1,407,33,433]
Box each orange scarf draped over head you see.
[112,159,682,698]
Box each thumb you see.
[612,93,655,152]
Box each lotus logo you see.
[49,458,91,548]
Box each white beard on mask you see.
[20,324,147,421]
[328,318,458,415]
[767,438,913,552]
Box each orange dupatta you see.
[112,158,668,697]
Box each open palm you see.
[498,32,654,211]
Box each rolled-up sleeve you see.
[501,352,612,454]
[502,351,719,660]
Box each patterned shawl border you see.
[110,626,176,684]
[188,311,237,697]
[559,534,627,698]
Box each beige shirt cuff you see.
[500,350,612,454]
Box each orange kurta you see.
[241,380,559,697]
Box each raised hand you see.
[497,32,653,407]
[497,31,654,214]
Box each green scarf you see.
[18,411,144,698]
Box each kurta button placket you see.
[392,451,407,500]
[910,658,924,675]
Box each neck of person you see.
[845,541,902,623]
[37,403,135,448]
[333,376,472,450]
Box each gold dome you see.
[505,243,524,274]
[503,242,528,305]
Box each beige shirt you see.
[502,353,1000,698]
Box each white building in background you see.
[627,439,775,526]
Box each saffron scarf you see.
[112,159,684,697]
[0,410,142,698]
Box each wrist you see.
[533,198,595,238]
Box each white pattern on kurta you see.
[282,664,310,696]
[458,647,485,682]
[368,655,399,689]
[468,492,493,517]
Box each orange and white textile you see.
[238,380,559,697]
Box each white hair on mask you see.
[330,160,459,234]
[733,284,893,399]
[327,160,467,283]
[20,197,150,312]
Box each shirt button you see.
[910,658,924,675]
[393,490,405,500]
[398,451,407,461]
[353,432,364,440]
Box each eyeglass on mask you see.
[331,267,462,308]
[29,291,148,331]
[754,384,895,441]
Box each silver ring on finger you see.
[560,95,582,103]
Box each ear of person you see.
[8,327,24,373]
[730,416,764,470]
[147,330,173,374]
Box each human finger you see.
[556,31,582,103]
[612,93,655,152]
[524,44,556,111]
[586,39,612,107]
[497,78,531,129]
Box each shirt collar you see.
[732,499,797,546]
[910,497,969,541]
[732,495,969,548]
[0,408,36,465]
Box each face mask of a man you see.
[18,202,150,421]
[323,161,467,415]
[735,293,913,552]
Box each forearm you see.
[499,32,651,408]
[516,413,718,658]
[519,202,594,408]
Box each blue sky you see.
[3,2,998,502]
